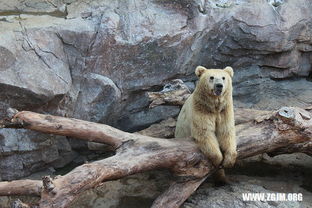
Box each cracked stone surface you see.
[72,73,121,123]
[0,0,312,180]
[0,0,68,16]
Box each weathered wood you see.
[148,79,191,108]
[42,176,55,193]
[237,106,312,159]
[39,144,208,208]
[0,180,42,196]
[151,176,208,208]
[0,106,311,208]
[1,111,131,149]
[268,140,312,157]
[137,117,176,138]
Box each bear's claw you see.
[222,151,237,168]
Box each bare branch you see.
[151,176,208,208]
[3,111,134,148]
[42,176,55,193]
[0,180,42,196]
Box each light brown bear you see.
[175,66,237,184]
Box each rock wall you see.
[0,0,312,179]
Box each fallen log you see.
[0,180,42,196]
[0,106,311,208]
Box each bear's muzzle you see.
[214,83,223,96]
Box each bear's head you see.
[195,66,234,97]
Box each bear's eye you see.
[222,77,225,80]
[210,76,214,80]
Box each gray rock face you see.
[0,15,73,179]
[0,0,68,16]
[0,0,312,179]
[233,66,312,109]
[0,129,74,180]
[0,26,71,114]
[73,73,121,123]
[116,105,180,132]
[183,182,300,208]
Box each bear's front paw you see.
[222,151,237,168]
[209,153,223,168]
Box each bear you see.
[175,66,237,184]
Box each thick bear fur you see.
[175,66,237,184]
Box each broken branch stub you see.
[148,79,191,108]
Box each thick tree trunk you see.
[0,106,311,208]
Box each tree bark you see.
[0,106,311,208]
[147,79,191,108]
[151,176,208,208]
[0,180,42,196]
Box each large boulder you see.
[73,73,121,123]
[0,27,71,114]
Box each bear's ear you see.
[224,66,234,78]
[195,66,207,78]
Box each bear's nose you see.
[215,84,223,89]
